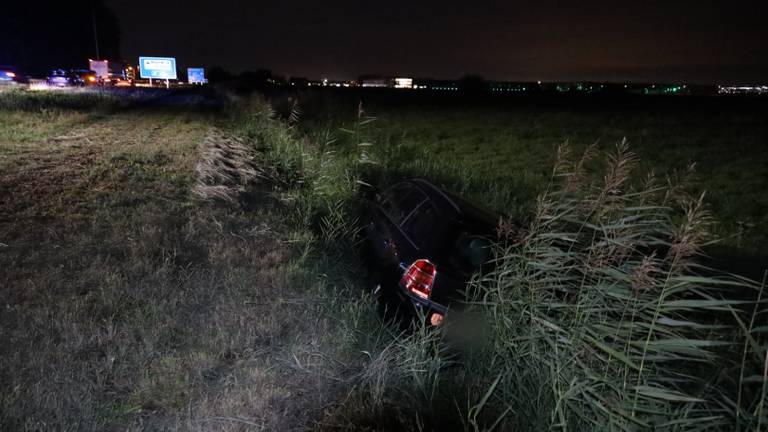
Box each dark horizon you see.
[2,1,766,84]
[102,0,768,85]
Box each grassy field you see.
[292,91,768,255]
[2,88,767,431]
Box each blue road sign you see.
[139,57,177,80]
[187,68,206,84]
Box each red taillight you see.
[400,259,436,299]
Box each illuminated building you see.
[393,77,413,88]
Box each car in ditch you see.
[362,178,502,326]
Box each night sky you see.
[104,0,768,84]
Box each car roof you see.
[407,178,499,230]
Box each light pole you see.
[91,0,100,60]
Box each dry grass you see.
[0,103,374,431]
[191,128,273,204]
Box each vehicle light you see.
[430,312,444,326]
[400,259,436,299]
[87,76,96,82]
[6,72,15,78]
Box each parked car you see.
[47,69,72,87]
[112,76,134,87]
[47,69,99,87]
[362,178,501,326]
[70,69,98,86]
[0,66,21,85]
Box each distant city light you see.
[394,77,413,89]
[360,78,389,87]
[718,85,768,95]
[115,71,764,97]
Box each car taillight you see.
[400,259,436,299]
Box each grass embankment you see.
[0,91,398,430]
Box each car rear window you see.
[401,201,437,245]
[379,183,428,225]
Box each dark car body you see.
[48,69,98,87]
[362,179,500,325]
[70,69,98,86]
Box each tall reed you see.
[471,141,765,430]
